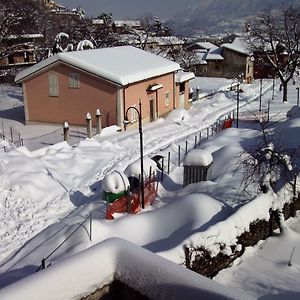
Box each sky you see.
[57,0,189,19]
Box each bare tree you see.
[241,118,298,231]
[246,6,300,102]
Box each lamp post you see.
[234,73,243,128]
[272,75,275,101]
[124,101,145,209]
[297,87,300,107]
[259,77,263,112]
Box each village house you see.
[112,20,142,34]
[0,34,44,69]
[187,37,254,83]
[15,46,194,129]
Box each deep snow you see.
[1,77,300,298]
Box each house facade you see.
[188,37,254,83]
[15,46,194,129]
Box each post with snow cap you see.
[96,108,102,134]
[63,121,69,143]
[86,112,92,138]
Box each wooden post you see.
[41,258,46,269]
[96,109,102,135]
[10,127,13,142]
[63,121,69,143]
[89,212,92,241]
[161,158,164,181]
[86,113,92,138]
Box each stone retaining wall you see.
[185,195,300,278]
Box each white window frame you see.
[69,73,80,88]
[48,72,59,97]
[165,91,170,106]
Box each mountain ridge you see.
[168,0,299,37]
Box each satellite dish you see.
[250,56,255,62]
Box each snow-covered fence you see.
[169,113,234,169]
[36,213,93,272]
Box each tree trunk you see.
[282,81,288,102]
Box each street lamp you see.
[259,77,263,112]
[233,73,243,128]
[123,101,145,209]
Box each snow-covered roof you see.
[205,47,223,60]
[114,20,141,27]
[15,46,181,85]
[175,71,195,83]
[195,42,218,50]
[156,36,185,46]
[6,33,44,40]
[222,37,250,56]
[91,19,104,25]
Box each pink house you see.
[15,46,194,129]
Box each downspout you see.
[122,86,127,131]
[173,72,176,109]
[155,89,159,118]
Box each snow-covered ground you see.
[1,78,300,298]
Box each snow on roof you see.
[155,36,185,46]
[91,19,104,25]
[184,149,213,167]
[205,47,224,60]
[114,20,141,27]
[15,46,181,86]
[175,71,195,83]
[222,37,250,56]
[6,33,44,40]
[195,41,218,50]
[102,171,130,193]
[124,157,158,179]
[0,238,248,300]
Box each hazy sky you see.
[57,0,189,19]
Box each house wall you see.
[175,81,192,110]
[206,60,224,77]
[222,48,248,79]
[23,63,118,127]
[124,72,175,123]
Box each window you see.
[179,83,185,93]
[165,91,170,106]
[130,105,137,123]
[48,72,59,97]
[69,73,80,88]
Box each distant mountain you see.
[167,0,300,37]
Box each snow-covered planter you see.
[183,149,213,186]
[125,157,158,191]
[102,171,130,203]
